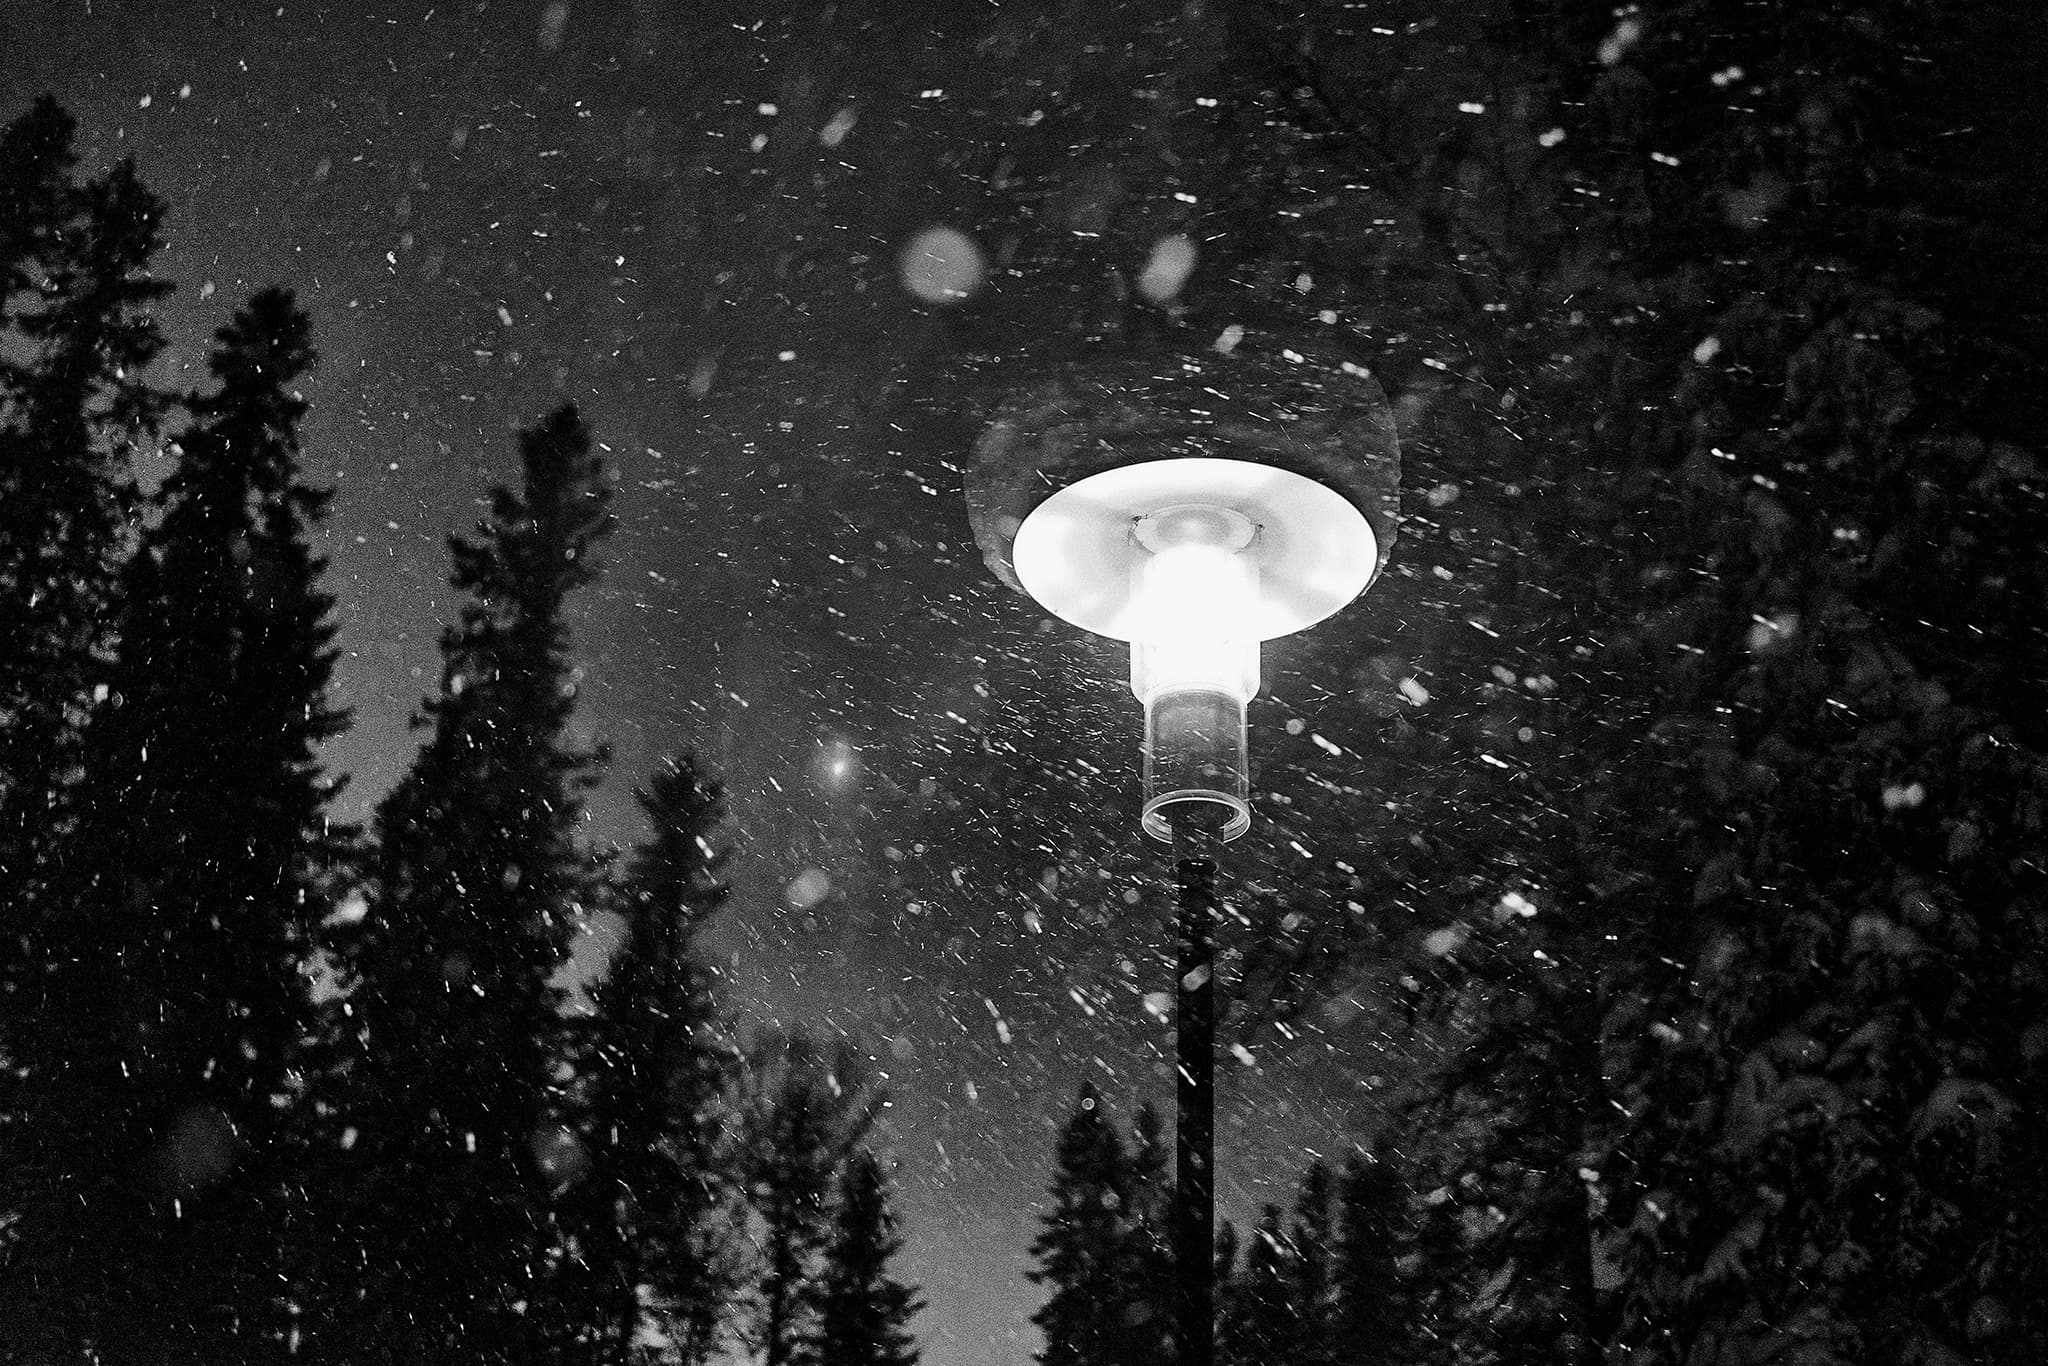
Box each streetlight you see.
[965,347,1400,1366]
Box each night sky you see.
[5,4,1403,1361]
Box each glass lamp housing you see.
[1009,458,1378,844]
[1128,510,1259,840]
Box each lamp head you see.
[963,349,1401,845]
[1011,459,1378,841]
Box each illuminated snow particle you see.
[1143,992,1172,1020]
[1693,335,1722,363]
[1310,733,1343,757]
[1424,926,1465,957]
[1598,16,1644,65]
[1710,64,1746,88]
[1499,889,1538,919]
[819,107,858,147]
[898,226,985,304]
[1398,677,1432,707]
[1136,233,1199,304]
[1212,323,1245,354]
[1425,481,1461,507]
[324,890,369,928]
[777,350,797,362]
[1881,781,1927,811]
[757,102,778,116]
[785,867,832,909]
[139,94,153,108]
[1650,151,1680,167]
[1458,101,1486,114]
[1539,127,1567,147]
[537,0,570,50]
[1745,611,1799,653]
[1229,1043,1256,1067]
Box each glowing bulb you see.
[1129,508,1258,842]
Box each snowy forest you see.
[3,0,2047,1364]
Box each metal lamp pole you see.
[962,350,1399,1366]
[1175,824,1219,1366]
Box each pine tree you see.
[1218,1204,1297,1366]
[734,1031,880,1366]
[1213,1217,1239,1298]
[1027,1084,1131,1366]
[1288,1161,1336,1366]
[1120,1103,1175,1366]
[0,100,167,909]
[1332,1152,1413,1366]
[553,754,740,1364]
[69,285,346,1363]
[0,96,178,1361]
[0,96,76,329]
[1331,2,2048,1363]
[326,403,612,1363]
[0,93,168,1064]
[1534,3,2048,1362]
[809,1149,923,1366]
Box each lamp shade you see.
[965,348,1401,605]
[964,345,1400,841]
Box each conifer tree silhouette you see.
[329,403,611,1363]
[810,1149,923,1366]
